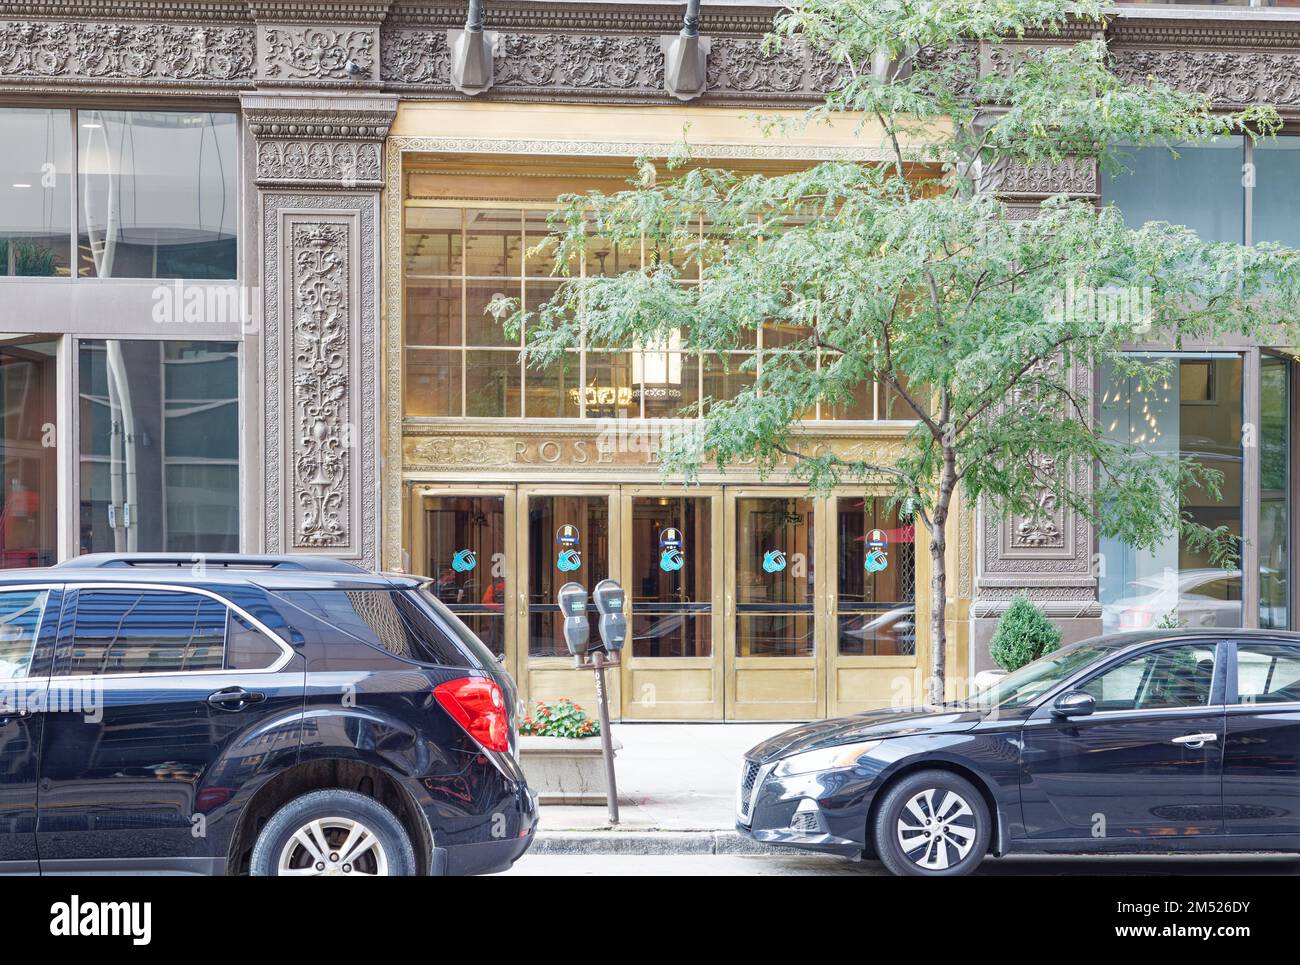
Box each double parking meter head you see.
[592,579,627,653]
[557,582,589,656]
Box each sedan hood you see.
[745,705,986,763]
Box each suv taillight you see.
[434,676,510,753]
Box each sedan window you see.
[1079,643,1217,711]
[1237,644,1300,704]
[971,643,1118,710]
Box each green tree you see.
[495,0,1300,703]
[989,596,1062,672]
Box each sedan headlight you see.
[773,740,883,778]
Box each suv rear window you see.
[278,588,493,668]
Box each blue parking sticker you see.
[865,528,889,573]
[659,527,684,572]
[556,524,582,572]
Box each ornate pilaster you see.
[970,56,1106,673]
[245,92,396,569]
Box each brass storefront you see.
[404,473,930,722]
[386,105,958,721]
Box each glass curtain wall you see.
[78,339,239,555]
[1098,355,1244,632]
[0,340,58,567]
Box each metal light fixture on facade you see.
[448,0,498,95]
[661,0,709,101]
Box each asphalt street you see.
[499,853,1300,876]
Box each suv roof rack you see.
[56,554,369,574]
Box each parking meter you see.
[556,582,589,656]
[592,579,627,653]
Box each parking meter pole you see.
[591,650,619,824]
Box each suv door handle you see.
[207,687,266,710]
[1171,732,1217,749]
[0,708,31,725]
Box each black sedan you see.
[737,629,1300,876]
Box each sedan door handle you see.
[207,687,266,710]
[1171,732,1218,749]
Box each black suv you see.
[0,553,537,876]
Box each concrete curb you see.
[532,830,805,856]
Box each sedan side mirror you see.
[1052,690,1096,719]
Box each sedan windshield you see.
[969,643,1117,710]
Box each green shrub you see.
[989,596,1062,671]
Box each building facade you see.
[0,0,1296,720]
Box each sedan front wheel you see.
[872,770,990,877]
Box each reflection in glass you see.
[405,348,461,417]
[1254,137,1300,247]
[525,351,580,418]
[78,111,237,279]
[465,351,522,417]
[631,497,711,658]
[464,208,521,277]
[703,353,756,408]
[467,280,519,347]
[837,497,916,655]
[584,352,636,419]
[1,108,72,276]
[405,207,462,275]
[405,279,461,346]
[1102,139,1245,244]
[735,497,814,657]
[79,340,239,555]
[0,341,58,568]
[1260,355,1290,629]
[424,495,507,658]
[528,495,609,658]
[1098,354,1243,631]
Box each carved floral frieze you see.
[380,29,837,99]
[1111,47,1300,109]
[256,138,382,185]
[0,19,254,81]
[260,25,375,80]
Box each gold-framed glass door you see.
[620,488,723,719]
[516,487,620,713]
[725,491,826,720]
[828,494,927,716]
[409,488,516,678]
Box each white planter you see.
[973,669,1007,692]
[518,734,623,805]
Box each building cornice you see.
[2,3,1300,110]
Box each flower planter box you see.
[518,734,623,805]
[973,669,1007,693]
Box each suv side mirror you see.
[1052,690,1096,719]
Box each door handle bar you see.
[1170,732,1217,749]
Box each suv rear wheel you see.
[250,789,417,876]
[872,770,990,877]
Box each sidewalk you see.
[533,722,793,854]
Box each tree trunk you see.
[928,527,947,706]
[927,455,957,706]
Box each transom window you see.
[402,197,920,422]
